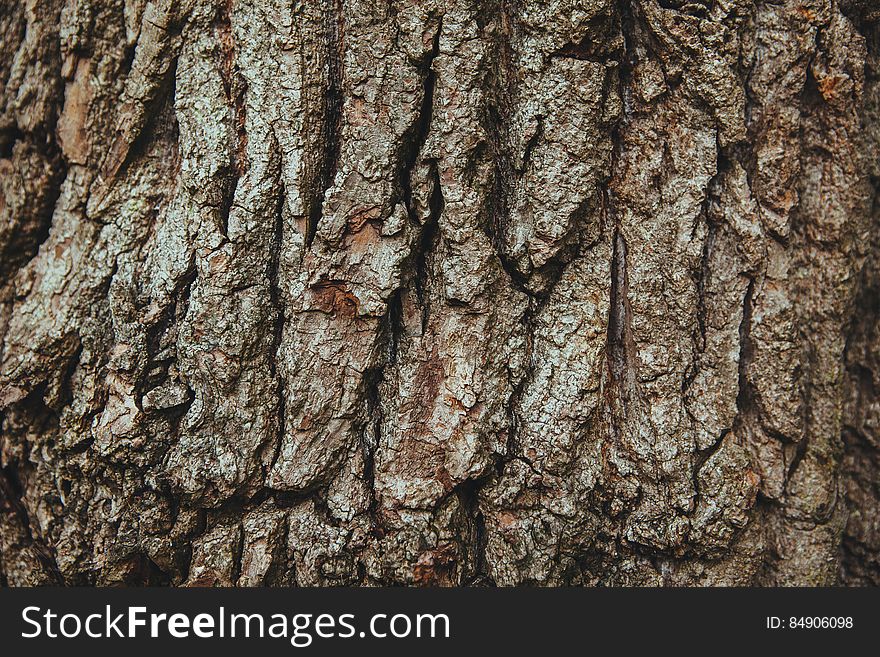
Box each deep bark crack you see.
[305,0,345,248]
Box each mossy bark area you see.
[0,0,878,586]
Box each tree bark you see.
[1,0,878,586]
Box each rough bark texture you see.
[1,0,879,587]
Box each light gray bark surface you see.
[0,0,878,586]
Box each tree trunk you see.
[1,0,878,587]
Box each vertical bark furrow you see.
[305,0,344,248]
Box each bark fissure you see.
[734,275,756,432]
[305,0,344,248]
[398,18,441,221]
[265,182,288,486]
[0,463,64,585]
[413,164,443,331]
[607,229,632,388]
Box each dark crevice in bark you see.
[413,164,443,332]
[265,179,288,485]
[215,0,249,238]
[0,1,66,278]
[385,468,503,584]
[600,223,641,521]
[360,312,396,538]
[305,0,344,248]
[615,0,638,106]
[484,145,529,295]
[0,463,64,584]
[0,176,62,285]
[216,0,249,180]
[100,55,180,185]
[696,143,728,349]
[549,9,625,63]
[200,488,315,549]
[0,136,66,291]
[120,553,173,586]
[483,0,531,296]
[386,290,404,368]
[801,50,828,115]
[359,401,382,539]
[656,0,711,18]
[840,431,880,583]
[52,340,82,422]
[838,4,880,585]
[455,477,493,586]
[231,522,245,585]
[398,12,443,329]
[604,0,636,394]
[482,0,575,471]
[594,0,642,530]
[503,339,529,461]
[138,256,196,408]
[839,216,880,584]
[397,17,441,220]
[682,141,729,446]
[348,18,446,521]
[265,517,293,586]
[516,115,543,175]
[606,229,633,392]
[357,169,444,538]
[0,125,24,159]
[356,147,444,534]
[784,396,810,483]
[681,226,715,402]
[839,422,880,581]
[695,231,714,358]
[733,275,757,435]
